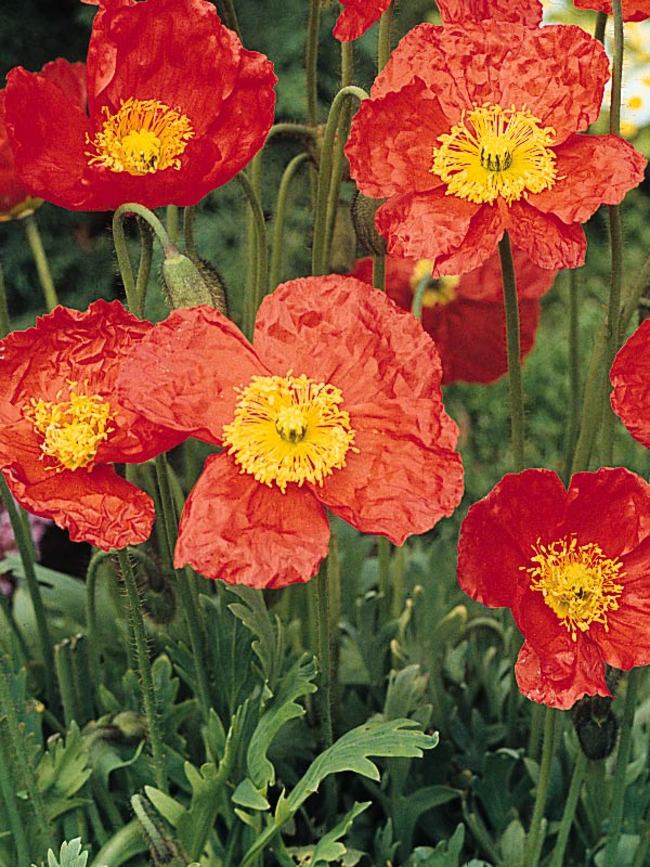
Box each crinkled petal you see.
[529,134,647,225]
[375,191,479,265]
[515,638,609,709]
[346,81,448,198]
[563,468,650,559]
[118,306,268,445]
[610,319,650,449]
[431,203,505,277]
[315,412,464,543]
[436,0,543,24]
[40,59,87,108]
[508,201,587,271]
[332,0,392,41]
[457,469,566,608]
[2,464,154,550]
[174,452,330,588]
[574,0,650,22]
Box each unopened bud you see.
[571,695,618,760]
[351,191,387,256]
[329,202,357,274]
[161,248,228,313]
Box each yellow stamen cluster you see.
[432,104,557,205]
[25,382,113,472]
[86,98,194,176]
[524,536,624,641]
[222,373,357,493]
[409,259,459,308]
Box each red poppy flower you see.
[574,0,650,21]
[345,22,647,275]
[350,249,554,383]
[458,467,650,709]
[0,59,85,221]
[117,276,464,588]
[333,0,393,41]
[4,0,277,211]
[0,301,184,550]
[610,318,650,449]
[436,0,543,25]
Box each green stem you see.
[183,206,198,260]
[135,218,154,315]
[306,0,320,127]
[23,214,58,310]
[632,815,650,867]
[373,254,385,291]
[527,703,543,762]
[85,550,111,694]
[237,169,268,337]
[116,548,168,793]
[0,263,10,337]
[549,750,587,867]
[54,640,79,727]
[391,544,405,619]
[219,0,242,40]
[378,536,391,616]
[594,11,607,43]
[564,270,581,483]
[0,723,30,865]
[312,85,368,276]
[166,204,179,245]
[498,232,525,471]
[112,203,173,314]
[0,475,57,710]
[269,153,310,288]
[524,707,557,866]
[314,568,334,752]
[267,122,317,142]
[603,668,640,865]
[0,656,53,853]
[411,275,431,321]
[377,1,393,72]
[610,1,623,136]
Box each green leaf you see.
[38,838,91,867]
[227,586,284,687]
[308,801,370,865]
[232,778,271,811]
[36,723,91,821]
[405,824,465,867]
[247,653,318,789]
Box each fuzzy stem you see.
[113,204,173,315]
[237,170,268,337]
[85,550,111,693]
[183,206,198,260]
[116,548,168,793]
[525,707,557,866]
[312,85,368,276]
[378,536,392,616]
[412,275,431,321]
[0,264,10,338]
[166,204,179,245]
[313,564,336,821]
[269,152,310,289]
[135,218,154,315]
[0,724,30,864]
[23,214,58,311]
[498,232,525,470]
[54,640,79,727]
[564,270,581,483]
[603,668,640,865]
[549,750,587,867]
[594,11,607,43]
[0,475,57,710]
[306,0,320,127]
[377,2,393,72]
[372,255,386,291]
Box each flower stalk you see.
[498,232,525,471]
[306,0,320,127]
[23,213,58,311]
[549,749,587,867]
[525,707,557,866]
[237,168,268,337]
[270,152,310,289]
[377,2,393,72]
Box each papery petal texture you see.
[332,0,392,41]
[610,319,650,449]
[574,0,650,21]
[436,0,543,24]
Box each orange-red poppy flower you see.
[0,59,85,221]
[117,276,464,588]
[436,0,543,24]
[350,250,555,383]
[610,319,650,448]
[0,301,184,549]
[574,0,650,20]
[4,0,276,211]
[346,21,647,275]
[458,467,650,709]
[333,0,392,41]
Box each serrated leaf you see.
[227,586,283,687]
[232,778,271,810]
[41,838,90,867]
[37,723,91,820]
[309,801,370,864]
[247,653,317,789]
[405,824,465,866]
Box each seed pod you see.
[571,695,619,760]
[351,190,387,256]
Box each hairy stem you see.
[23,214,58,311]
[498,232,525,470]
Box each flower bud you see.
[351,190,387,255]
[329,201,357,274]
[161,248,228,313]
[571,695,618,760]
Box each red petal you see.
[436,0,542,24]
[563,468,650,560]
[431,203,505,277]
[375,191,479,264]
[174,453,330,588]
[508,202,587,271]
[118,306,268,445]
[457,469,566,608]
[529,134,647,225]
[611,320,650,449]
[2,464,154,550]
[332,0,392,41]
[457,244,557,301]
[40,59,87,109]
[346,81,448,198]
[515,639,609,709]
[574,0,650,22]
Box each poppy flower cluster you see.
[115,276,464,587]
[350,249,555,384]
[3,0,277,211]
[0,301,183,550]
[345,20,647,274]
[458,468,650,709]
[574,0,650,21]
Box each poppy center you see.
[24,382,113,472]
[409,260,459,307]
[86,98,194,176]
[431,104,557,205]
[222,373,357,493]
[524,537,624,641]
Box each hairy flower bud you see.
[161,249,228,313]
[351,191,386,256]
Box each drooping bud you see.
[161,246,228,313]
[571,695,619,760]
[351,191,387,256]
[329,201,357,274]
